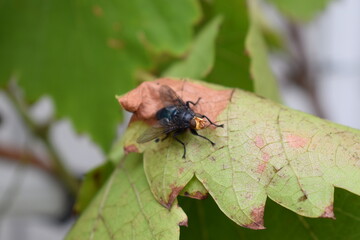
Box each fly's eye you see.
[190,118,197,129]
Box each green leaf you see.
[179,177,208,200]
[162,16,223,80]
[246,0,281,102]
[202,0,253,91]
[267,0,333,21]
[0,0,201,150]
[74,161,115,214]
[181,188,360,239]
[119,79,360,229]
[66,153,187,240]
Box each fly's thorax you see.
[190,117,206,130]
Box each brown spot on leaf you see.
[124,144,138,154]
[178,167,184,174]
[245,192,253,200]
[273,166,283,173]
[117,79,233,125]
[92,5,103,17]
[183,191,208,200]
[298,194,308,202]
[286,134,308,148]
[161,185,184,209]
[244,206,265,230]
[321,204,335,219]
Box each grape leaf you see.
[66,153,187,240]
[203,0,253,91]
[0,0,201,150]
[267,0,333,21]
[118,78,360,229]
[74,161,115,214]
[163,16,223,80]
[179,176,208,200]
[246,0,281,102]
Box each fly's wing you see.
[136,119,176,143]
[136,125,166,143]
[159,85,186,107]
[137,85,184,143]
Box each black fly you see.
[136,85,224,158]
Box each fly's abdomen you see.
[156,106,178,120]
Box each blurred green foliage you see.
[246,0,281,102]
[180,188,360,240]
[268,0,333,21]
[162,16,223,79]
[0,0,201,150]
[202,0,254,91]
[74,160,114,214]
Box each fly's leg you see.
[155,134,170,143]
[190,129,215,146]
[161,134,170,141]
[186,97,201,107]
[173,130,186,158]
[199,114,224,128]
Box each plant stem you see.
[0,145,53,173]
[3,83,79,195]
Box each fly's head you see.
[190,116,206,130]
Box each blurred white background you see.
[0,0,359,239]
[278,0,360,129]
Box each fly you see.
[136,85,224,158]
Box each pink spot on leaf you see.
[178,219,188,227]
[255,135,265,148]
[286,134,308,148]
[124,144,138,154]
[244,206,265,230]
[257,164,266,174]
[262,152,270,162]
[321,204,335,219]
[257,153,270,173]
